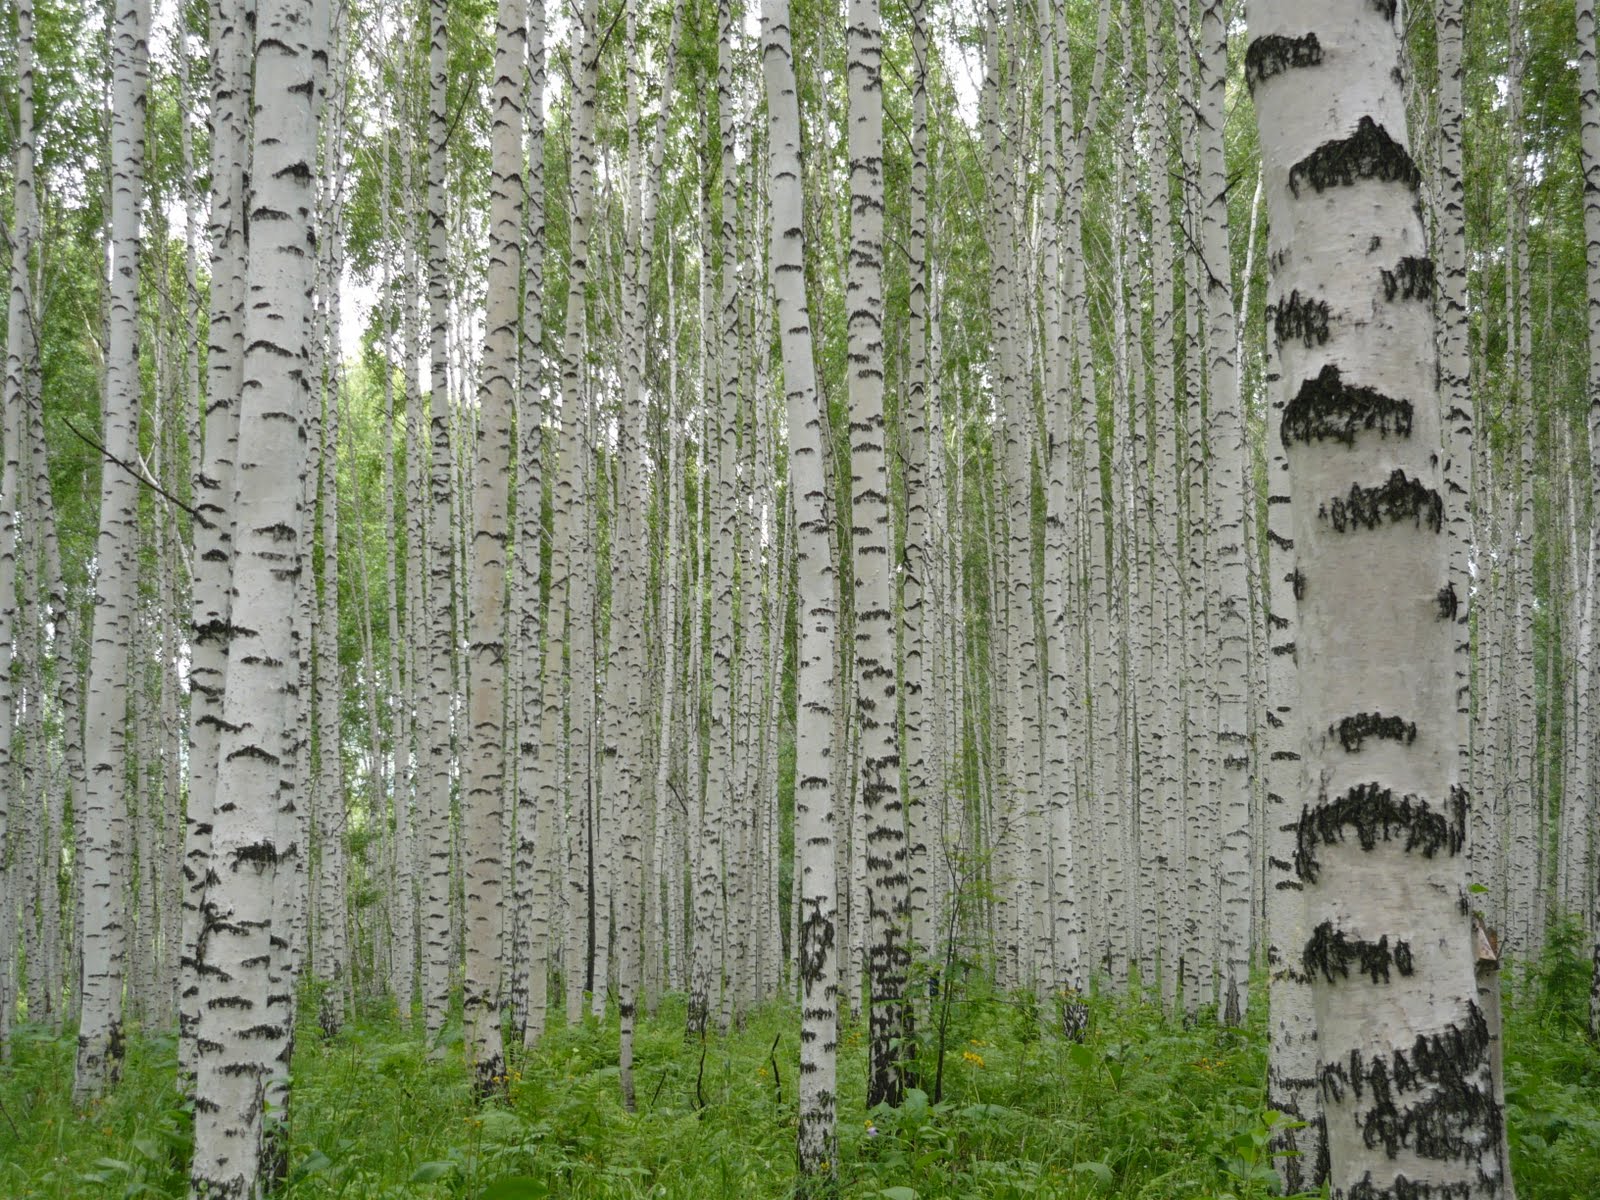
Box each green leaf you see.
[1072,1161,1114,1186]
[879,1188,920,1200]
[1066,1042,1097,1072]
[410,1161,456,1183]
[131,1136,163,1163]
[479,1177,549,1200]
[292,1149,334,1179]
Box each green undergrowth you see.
[1,961,1596,1199]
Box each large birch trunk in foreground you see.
[1247,3,1511,1196]
[189,0,317,1190]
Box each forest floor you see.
[3,938,1598,1199]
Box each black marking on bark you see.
[1330,712,1417,753]
[1303,921,1416,984]
[1288,117,1420,198]
[1319,470,1442,534]
[1282,366,1413,448]
[1347,1174,1473,1199]
[1436,584,1458,620]
[1319,1003,1498,1173]
[1272,290,1331,348]
[1294,783,1468,883]
[1369,0,1398,22]
[1290,569,1306,601]
[1244,32,1322,93]
[798,903,834,986]
[233,841,279,868]
[1380,256,1434,302]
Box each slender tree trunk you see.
[421,0,456,1037]
[460,0,525,1095]
[848,0,911,1105]
[764,0,840,1176]
[516,0,550,1048]
[1576,0,1600,1034]
[0,0,37,1057]
[76,0,151,1102]
[556,0,600,1028]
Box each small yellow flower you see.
[962,1050,985,1068]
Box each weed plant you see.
[2,953,1596,1199]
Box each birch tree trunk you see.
[421,0,456,1037]
[516,0,550,1048]
[1247,3,1512,1194]
[555,0,600,1026]
[75,0,151,1102]
[460,0,524,1095]
[189,0,317,1189]
[1576,0,1600,1034]
[0,0,36,1057]
[848,0,911,1105]
[1194,0,1253,1025]
[763,0,839,1176]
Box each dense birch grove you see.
[4,0,1600,1195]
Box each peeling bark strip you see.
[1244,32,1322,93]
[1304,921,1415,984]
[1319,471,1443,534]
[1294,784,1468,884]
[1329,712,1418,752]
[1272,290,1331,348]
[1288,117,1421,198]
[1380,256,1435,302]
[1282,366,1413,447]
[1319,1004,1498,1164]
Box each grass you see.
[1,956,1596,1199]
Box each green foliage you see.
[5,982,1594,1198]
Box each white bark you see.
[763,0,839,1173]
[1247,2,1512,1194]
[189,0,317,1189]
[0,0,37,1056]
[1194,0,1253,1024]
[461,0,524,1094]
[421,0,455,1037]
[76,0,150,1101]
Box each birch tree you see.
[459,0,526,1096]
[847,0,911,1107]
[762,0,838,1176]
[75,0,151,1101]
[1247,2,1512,1194]
[1576,0,1600,1038]
[189,0,318,1189]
